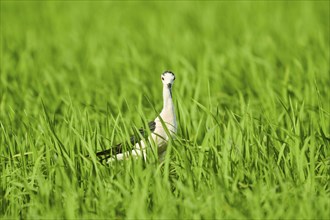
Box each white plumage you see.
[96,71,177,163]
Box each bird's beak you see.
[167,83,172,89]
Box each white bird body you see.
[97,71,177,163]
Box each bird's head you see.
[161,71,175,89]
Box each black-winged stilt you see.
[96,71,177,163]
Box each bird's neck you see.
[160,85,176,124]
[162,85,173,108]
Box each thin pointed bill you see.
[167,83,172,97]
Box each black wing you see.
[96,121,156,163]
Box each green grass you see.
[1,1,329,219]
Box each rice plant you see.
[1,1,329,219]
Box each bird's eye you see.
[161,77,164,80]
[173,77,175,80]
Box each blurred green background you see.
[1,1,329,219]
[2,1,328,115]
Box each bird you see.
[96,71,177,163]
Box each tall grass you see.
[1,1,329,219]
